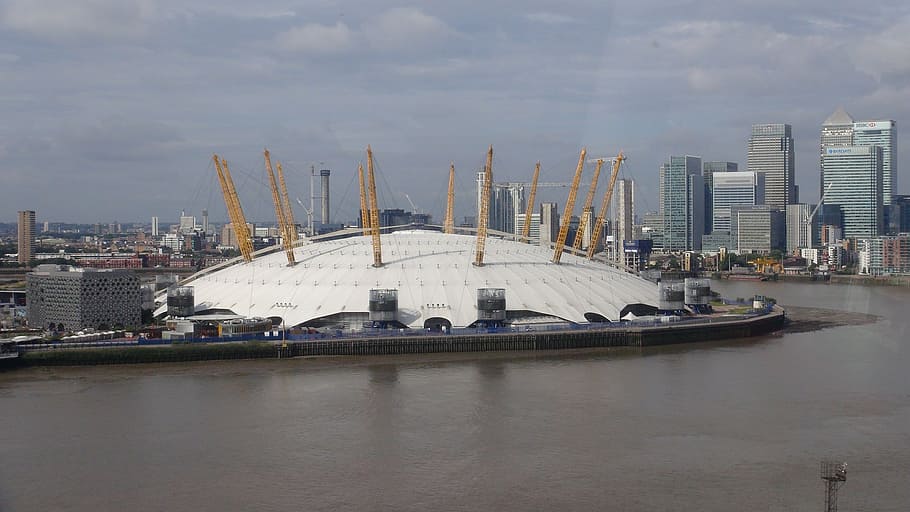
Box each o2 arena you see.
[161,229,659,331]
[157,146,664,332]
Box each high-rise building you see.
[476,173,526,234]
[702,162,737,233]
[201,209,209,235]
[151,216,159,237]
[17,210,36,266]
[615,179,634,244]
[853,120,897,204]
[893,195,910,233]
[320,169,331,225]
[178,212,196,235]
[660,155,704,251]
[821,146,884,239]
[712,171,763,233]
[820,108,856,198]
[539,202,559,248]
[748,124,796,208]
[735,206,785,254]
[42,221,49,233]
[514,213,541,245]
[641,212,664,250]
[786,203,814,253]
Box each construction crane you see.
[808,183,835,225]
[276,162,298,243]
[520,162,541,243]
[263,149,295,265]
[357,163,370,235]
[552,148,587,264]
[213,155,254,262]
[474,145,494,266]
[820,461,847,512]
[571,158,604,252]
[294,197,314,234]
[404,193,421,214]
[444,163,455,234]
[587,153,625,259]
[366,145,382,267]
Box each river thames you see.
[1,281,908,511]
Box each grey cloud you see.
[0,0,155,40]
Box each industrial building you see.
[26,265,141,331]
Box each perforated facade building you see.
[27,265,141,331]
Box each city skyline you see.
[1,1,908,223]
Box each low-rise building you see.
[858,235,910,275]
[26,265,140,331]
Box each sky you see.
[1,0,909,225]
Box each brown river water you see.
[1,281,908,511]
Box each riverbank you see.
[3,308,787,367]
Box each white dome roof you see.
[161,230,658,328]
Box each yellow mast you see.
[571,158,604,252]
[474,145,493,266]
[276,162,298,243]
[213,155,254,262]
[264,149,295,265]
[552,148,586,264]
[358,162,371,235]
[366,146,382,267]
[587,152,625,259]
[444,162,455,234]
[520,161,540,243]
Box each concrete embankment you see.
[5,308,786,367]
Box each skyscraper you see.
[712,171,763,232]
[820,107,856,201]
[748,124,796,208]
[822,146,884,239]
[660,155,704,251]
[615,179,634,244]
[476,171,526,234]
[853,120,897,204]
[151,216,159,237]
[785,204,813,253]
[17,210,36,266]
[539,202,559,248]
[702,161,738,233]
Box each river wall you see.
[6,308,785,367]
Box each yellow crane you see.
[213,154,254,262]
[357,162,371,235]
[276,162,298,243]
[520,161,540,243]
[587,152,625,259]
[474,145,493,266]
[366,145,382,267]
[552,148,587,264]
[444,163,455,234]
[571,158,604,252]
[264,149,295,265]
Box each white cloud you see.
[0,0,156,39]
[366,7,452,49]
[524,12,576,25]
[275,21,355,54]
[849,16,910,79]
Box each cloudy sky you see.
[1,0,908,225]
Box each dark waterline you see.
[1,281,908,511]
